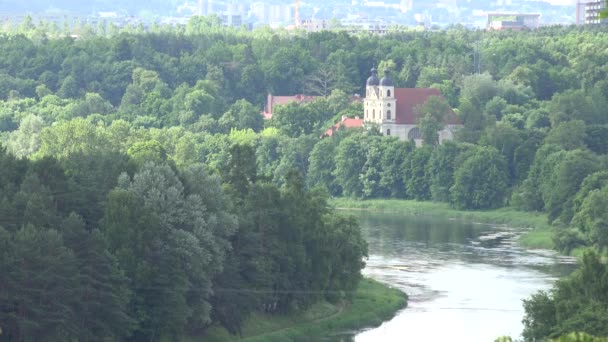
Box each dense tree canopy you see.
[0,19,607,341]
[522,251,608,341]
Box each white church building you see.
[363,68,462,144]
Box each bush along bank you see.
[204,278,407,342]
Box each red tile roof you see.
[263,94,318,119]
[262,94,363,120]
[394,88,461,125]
[323,116,364,137]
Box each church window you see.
[408,127,421,140]
[387,129,391,136]
[387,89,391,97]
[387,110,392,120]
[373,109,375,119]
[387,103,391,107]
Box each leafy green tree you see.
[307,137,340,195]
[34,117,109,159]
[102,162,234,339]
[12,172,59,229]
[224,144,257,200]
[428,141,462,202]
[525,108,551,130]
[572,171,608,219]
[460,72,498,109]
[572,185,608,250]
[416,66,449,88]
[256,133,282,181]
[334,136,367,198]
[70,92,114,118]
[321,214,368,302]
[377,60,397,80]
[60,214,133,340]
[553,332,608,342]
[456,98,491,143]
[59,150,132,228]
[304,63,340,96]
[6,114,44,158]
[379,138,414,198]
[584,125,608,155]
[415,95,451,146]
[403,146,433,200]
[523,290,557,341]
[480,123,524,184]
[1,225,79,341]
[260,46,314,95]
[540,149,601,223]
[512,131,545,184]
[279,171,324,309]
[450,146,508,210]
[544,120,586,151]
[523,251,608,341]
[127,140,168,168]
[57,75,80,98]
[514,144,563,211]
[219,99,264,132]
[272,135,317,186]
[269,102,319,137]
[485,96,508,120]
[548,90,596,126]
[361,137,384,198]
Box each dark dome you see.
[380,69,394,86]
[366,68,379,86]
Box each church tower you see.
[378,69,396,125]
[364,68,397,136]
[364,68,379,123]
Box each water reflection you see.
[339,211,575,342]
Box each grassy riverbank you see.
[203,278,407,342]
[331,198,554,250]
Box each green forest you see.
[0,18,608,341]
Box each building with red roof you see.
[364,68,462,145]
[262,93,363,120]
[322,115,364,138]
[262,94,317,119]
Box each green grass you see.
[331,198,555,250]
[203,278,407,342]
[518,227,554,249]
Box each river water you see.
[346,211,576,342]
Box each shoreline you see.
[204,199,560,341]
[330,198,554,250]
[204,278,407,341]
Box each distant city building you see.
[363,68,461,145]
[486,13,541,31]
[576,0,588,24]
[300,19,331,32]
[219,13,243,27]
[583,0,607,24]
[250,2,292,25]
[269,4,292,25]
[341,18,391,35]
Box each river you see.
[347,211,576,342]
